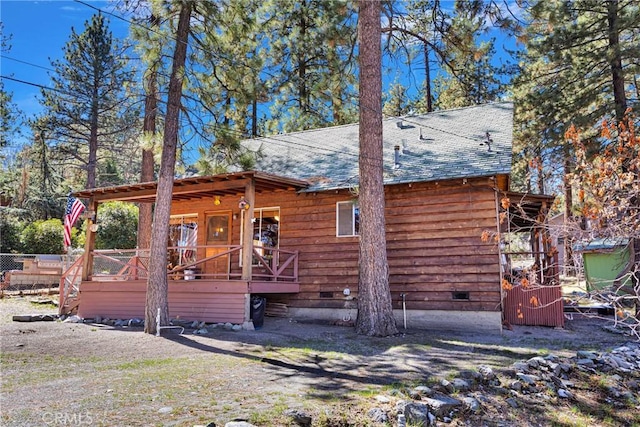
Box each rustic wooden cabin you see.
[60,102,559,331]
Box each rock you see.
[63,315,83,323]
[413,385,433,396]
[576,358,595,367]
[401,402,432,426]
[516,373,539,385]
[462,397,481,413]
[439,379,454,393]
[225,422,256,427]
[577,350,598,360]
[557,389,573,399]
[374,395,390,404]
[451,378,471,392]
[609,355,633,370]
[194,328,209,335]
[15,343,24,347]
[512,362,529,373]
[477,365,496,381]
[12,315,34,322]
[505,397,519,408]
[509,381,522,392]
[284,409,312,427]
[493,386,510,396]
[128,318,143,327]
[421,393,462,417]
[231,324,243,332]
[527,356,546,369]
[94,315,102,324]
[157,406,172,414]
[224,322,233,330]
[409,389,422,400]
[190,320,199,328]
[367,407,388,424]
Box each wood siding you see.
[170,177,502,314]
[78,280,247,323]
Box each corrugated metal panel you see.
[503,285,565,327]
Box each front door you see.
[205,212,231,278]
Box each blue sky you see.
[2,0,518,165]
[2,0,130,119]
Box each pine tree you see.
[383,82,412,117]
[130,8,164,250]
[38,13,140,190]
[512,0,639,272]
[144,0,192,335]
[0,25,22,152]
[262,0,359,132]
[432,1,505,109]
[356,0,398,337]
[383,0,509,112]
[188,0,266,172]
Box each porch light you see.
[214,195,221,206]
[239,197,250,210]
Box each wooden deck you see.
[62,246,300,323]
[76,279,300,323]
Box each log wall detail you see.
[171,177,502,315]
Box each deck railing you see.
[59,256,84,314]
[81,245,298,282]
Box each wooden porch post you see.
[241,178,256,326]
[82,198,98,281]
[241,178,256,280]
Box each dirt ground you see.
[1,295,638,426]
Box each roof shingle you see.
[243,102,513,192]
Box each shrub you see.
[96,201,138,249]
[20,219,65,254]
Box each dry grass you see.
[1,295,638,427]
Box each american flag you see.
[183,224,198,261]
[64,196,86,249]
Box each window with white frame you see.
[336,201,359,237]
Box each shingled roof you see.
[244,102,513,192]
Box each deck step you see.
[61,297,81,314]
[265,302,289,317]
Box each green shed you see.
[577,239,632,292]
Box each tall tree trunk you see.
[87,84,99,190]
[606,0,627,123]
[252,96,258,137]
[298,3,308,113]
[355,0,398,337]
[138,14,160,251]
[563,145,574,272]
[145,1,191,335]
[423,42,433,113]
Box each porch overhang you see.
[503,191,556,230]
[72,171,309,204]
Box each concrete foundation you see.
[287,307,503,334]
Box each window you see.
[168,214,198,268]
[337,201,359,237]
[241,207,280,266]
